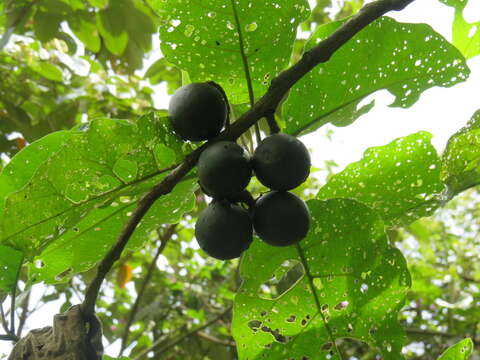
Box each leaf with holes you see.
[233,198,411,360]
[0,113,190,258]
[157,0,310,103]
[439,0,480,59]
[317,132,444,225]
[438,338,474,360]
[28,179,196,284]
[442,110,480,198]
[283,16,470,135]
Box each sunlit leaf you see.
[233,199,411,360]
[442,109,480,198]
[0,113,189,257]
[284,16,470,135]
[438,338,474,360]
[439,0,480,59]
[29,61,63,82]
[157,0,310,103]
[28,179,196,284]
[318,132,444,225]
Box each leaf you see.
[441,110,480,197]
[438,338,474,360]
[69,12,101,52]
[29,61,63,82]
[232,198,411,360]
[157,0,310,103]
[0,245,23,292]
[0,131,73,216]
[0,113,189,257]
[33,10,62,42]
[283,16,470,135]
[144,58,181,93]
[96,5,129,55]
[28,179,196,284]
[87,0,109,9]
[439,0,480,59]
[317,132,444,225]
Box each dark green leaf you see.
[33,10,62,42]
[233,199,411,359]
[284,17,470,135]
[317,132,444,225]
[157,0,310,103]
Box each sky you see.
[2,0,480,357]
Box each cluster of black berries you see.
[169,82,311,260]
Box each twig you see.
[15,290,30,338]
[132,307,231,360]
[80,0,416,320]
[119,224,177,356]
[265,111,280,135]
[196,331,236,347]
[0,302,9,335]
[0,333,18,341]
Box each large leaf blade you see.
[438,338,474,360]
[0,113,189,257]
[233,199,411,360]
[317,132,444,225]
[157,0,310,103]
[284,16,470,135]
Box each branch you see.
[132,307,231,360]
[196,331,236,347]
[406,328,456,338]
[80,0,416,320]
[119,224,177,355]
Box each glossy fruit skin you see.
[198,141,252,199]
[252,133,310,191]
[195,200,253,260]
[169,82,227,141]
[253,191,310,247]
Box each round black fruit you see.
[252,133,310,191]
[198,141,252,199]
[195,200,253,260]
[253,191,310,247]
[169,82,227,141]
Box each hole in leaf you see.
[257,260,304,300]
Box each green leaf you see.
[439,0,480,59]
[442,109,480,197]
[157,0,310,103]
[317,132,444,225]
[33,10,62,42]
[69,12,101,52]
[29,179,196,284]
[0,245,23,292]
[232,199,411,360]
[0,113,189,257]
[29,61,63,82]
[96,6,129,55]
[0,131,73,216]
[86,0,109,9]
[284,16,470,135]
[144,58,181,93]
[438,338,474,360]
